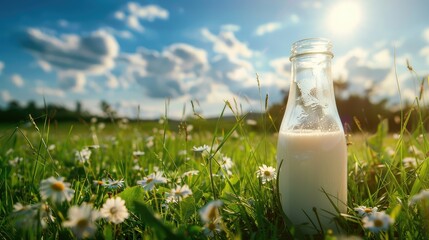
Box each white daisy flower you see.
[408,145,423,157]
[102,178,125,190]
[133,150,145,157]
[200,200,223,236]
[256,164,277,184]
[100,197,129,224]
[63,203,99,239]
[98,122,106,130]
[200,200,223,223]
[246,119,257,126]
[362,211,394,233]
[220,156,233,170]
[402,157,419,168]
[192,145,210,153]
[409,189,429,206]
[137,171,167,191]
[178,150,187,156]
[39,176,75,203]
[354,206,378,217]
[12,202,54,229]
[182,170,199,178]
[9,157,23,167]
[166,185,193,203]
[75,148,91,163]
[48,144,56,151]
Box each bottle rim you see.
[290,38,333,61]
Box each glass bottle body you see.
[276,38,347,234]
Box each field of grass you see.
[0,103,428,239]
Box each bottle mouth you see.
[290,38,333,61]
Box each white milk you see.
[277,130,347,233]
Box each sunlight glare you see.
[326,1,362,36]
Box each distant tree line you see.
[0,100,116,124]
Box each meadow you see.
[0,101,428,240]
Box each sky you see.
[1,0,429,119]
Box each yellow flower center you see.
[51,182,65,191]
[110,206,118,215]
[146,178,153,184]
[264,170,271,177]
[207,207,217,221]
[77,218,89,229]
[364,208,372,213]
[374,219,384,228]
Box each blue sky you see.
[1,0,429,119]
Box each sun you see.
[326,1,362,36]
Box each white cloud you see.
[21,28,119,93]
[221,24,241,32]
[11,74,25,87]
[102,27,133,39]
[0,61,4,74]
[423,27,429,42]
[22,28,119,74]
[116,3,169,32]
[255,22,282,36]
[35,87,65,97]
[106,72,119,89]
[270,57,291,77]
[58,71,86,92]
[120,43,209,98]
[128,3,168,21]
[127,15,145,32]
[370,49,392,68]
[38,60,52,72]
[202,28,253,60]
[420,46,429,65]
[290,14,300,24]
[1,90,12,102]
[114,11,125,20]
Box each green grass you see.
[0,100,428,239]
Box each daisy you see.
[200,200,223,236]
[12,203,40,229]
[133,150,145,157]
[409,189,429,206]
[220,156,233,170]
[200,200,223,223]
[166,185,193,203]
[63,203,99,239]
[256,164,277,184]
[137,171,167,191]
[39,176,75,203]
[246,119,257,126]
[75,148,91,163]
[102,178,125,190]
[362,211,394,233]
[100,197,129,224]
[354,206,378,217]
[182,170,199,178]
[402,157,419,168]
[9,157,23,167]
[192,145,210,153]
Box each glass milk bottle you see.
[277,38,347,234]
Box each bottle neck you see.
[282,53,342,132]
